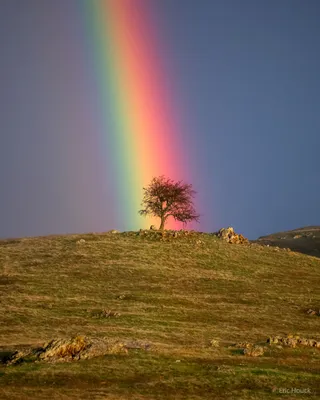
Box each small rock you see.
[286,338,298,348]
[76,239,86,244]
[110,230,119,234]
[267,336,281,345]
[307,309,320,316]
[298,338,309,346]
[307,339,317,347]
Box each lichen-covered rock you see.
[39,336,90,361]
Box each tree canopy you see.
[139,176,200,230]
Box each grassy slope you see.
[255,226,320,258]
[0,232,319,399]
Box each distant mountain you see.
[253,226,320,257]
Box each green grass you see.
[0,231,319,399]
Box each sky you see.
[0,0,319,240]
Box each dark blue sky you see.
[0,0,319,239]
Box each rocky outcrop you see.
[233,334,320,356]
[267,334,320,349]
[4,336,151,365]
[216,227,249,244]
[116,228,249,245]
[134,229,200,242]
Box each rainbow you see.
[83,0,191,231]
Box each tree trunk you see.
[159,216,165,231]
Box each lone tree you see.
[139,175,200,230]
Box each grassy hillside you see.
[0,231,319,399]
[255,226,320,258]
